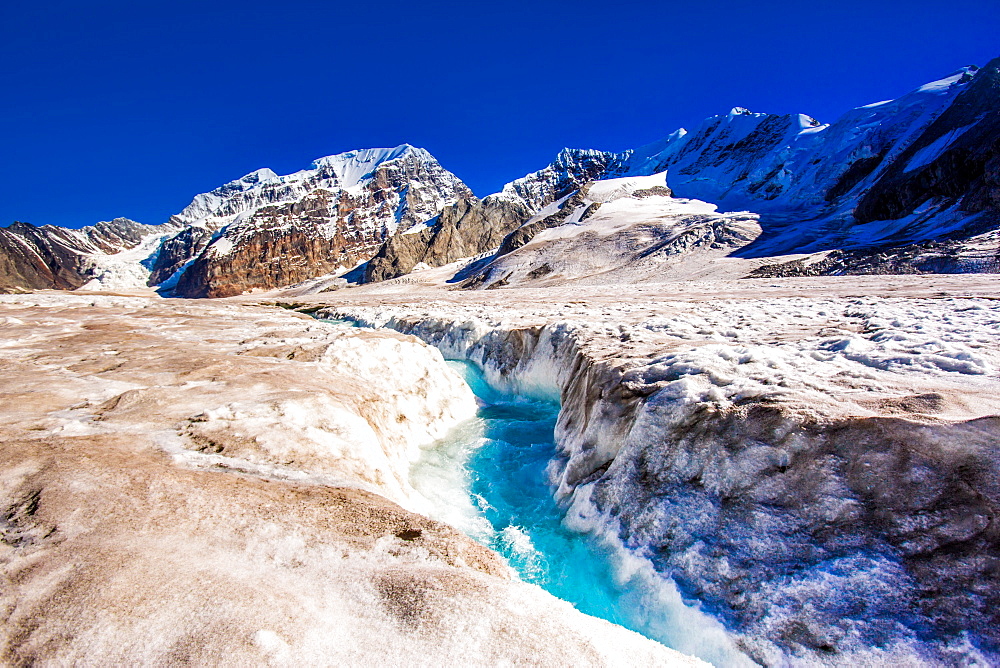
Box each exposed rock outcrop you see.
[171,146,473,297]
[495,187,597,256]
[746,231,1000,278]
[360,149,632,284]
[855,56,1000,223]
[172,190,380,298]
[364,196,531,283]
[146,226,213,286]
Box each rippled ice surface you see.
[411,361,747,666]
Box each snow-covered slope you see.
[78,231,177,291]
[439,58,998,280]
[361,59,998,288]
[615,65,998,257]
[454,173,761,289]
[620,69,973,212]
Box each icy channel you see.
[411,360,748,667]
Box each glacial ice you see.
[323,287,1000,665]
[77,231,173,291]
[407,359,751,666]
[0,293,702,666]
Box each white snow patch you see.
[585,172,669,203]
[904,124,974,173]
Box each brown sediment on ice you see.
[301,273,1000,663]
[0,294,701,666]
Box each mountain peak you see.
[310,145,437,188]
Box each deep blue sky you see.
[2,0,998,228]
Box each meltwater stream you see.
[411,361,626,618]
[318,317,746,664]
[411,360,747,667]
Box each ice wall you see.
[323,299,1000,665]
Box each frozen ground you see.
[0,293,700,666]
[283,272,1000,665]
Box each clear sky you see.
[2,0,998,228]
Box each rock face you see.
[361,148,629,283]
[172,190,376,299]
[169,145,473,297]
[496,147,631,212]
[146,225,213,286]
[0,146,472,296]
[364,196,531,283]
[855,57,1000,224]
[0,218,165,292]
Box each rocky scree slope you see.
[319,296,1000,666]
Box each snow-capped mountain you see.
[368,57,997,286]
[169,145,466,233]
[1,57,997,295]
[505,62,993,229]
[0,145,471,296]
[164,145,473,297]
[617,62,999,260]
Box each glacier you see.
[0,292,703,666]
[316,277,1000,665]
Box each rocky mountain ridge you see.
[2,56,997,295]
[366,58,998,284]
[165,145,474,297]
[0,145,473,296]
[0,217,172,292]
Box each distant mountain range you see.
[2,56,997,295]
